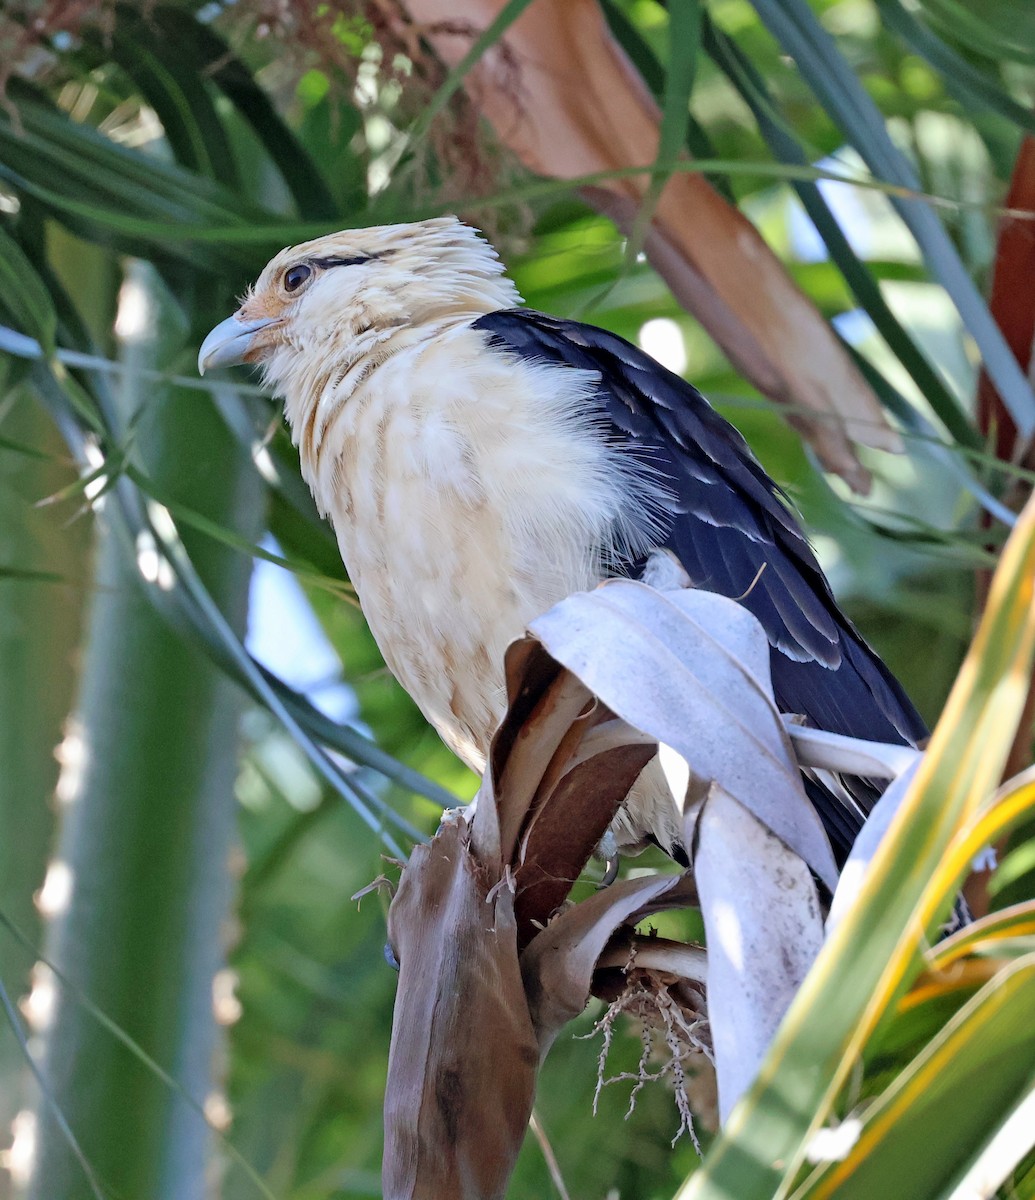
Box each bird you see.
[199,215,925,866]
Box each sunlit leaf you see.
[796,958,1035,1200]
[680,486,1035,1199]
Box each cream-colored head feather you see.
[238,218,514,356]
[199,216,522,448]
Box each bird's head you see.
[197,216,521,394]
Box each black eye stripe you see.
[311,255,375,269]
[282,254,376,292]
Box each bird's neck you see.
[273,313,480,464]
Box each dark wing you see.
[472,309,926,853]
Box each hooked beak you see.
[198,315,281,374]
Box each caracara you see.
[199,216,924,863]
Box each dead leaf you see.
[384,820,538,1200]
[692,783,823,1119]
[972,135,1035,910]
[473,637,659,941]
[520,872,700,1055]
[514,742,657,948]
[529,581,839,889]
[976,134,1035,466]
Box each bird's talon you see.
[599,855,621,888]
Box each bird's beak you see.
[198,315,281,374]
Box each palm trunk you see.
[0,391,88,1146]
[27,266,263,1199]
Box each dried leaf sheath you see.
[383,815,704,1198]
[384,821,538,1200]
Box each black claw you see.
[599,855,621,888]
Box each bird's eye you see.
[283,264,312,292]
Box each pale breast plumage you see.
[297,321,664,770]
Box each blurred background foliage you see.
[0,0,1033,1197]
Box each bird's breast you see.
[296,324,655,770]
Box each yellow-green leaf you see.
[679,490,1035,1200]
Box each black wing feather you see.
[472,309,926,855]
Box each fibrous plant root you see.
[584,958,711,1152]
